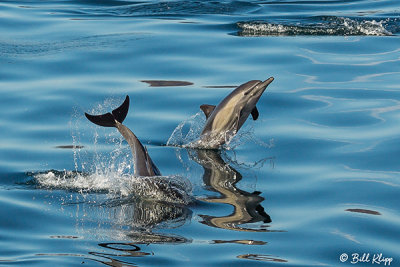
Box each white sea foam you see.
[34,170,192,205]
[237,17,393,36]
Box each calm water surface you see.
[1,0,400,266]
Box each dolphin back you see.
[85,95,130,127]
[116,122,162,177]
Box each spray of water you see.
[166,111,274,151]
[33,98,192,205]
[166,111,206,147]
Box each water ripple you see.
[72,1,260,17]
[0,32,147,58]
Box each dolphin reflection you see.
[84,199,192,265]
[103,198,192,231]
[89,233,191,266]
[189,149,274,232]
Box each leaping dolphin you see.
[85,96,161,177]
[197,77,274,149]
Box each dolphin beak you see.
[243,77,274,96]
[259,77,274,88]
[253,77,274,95]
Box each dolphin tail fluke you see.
[85,95,130,127]
[85,112,116,127]
[111,95,130,124]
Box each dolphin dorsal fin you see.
[251,107,259,120]
[200,104,216,119]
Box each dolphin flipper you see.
[251,107,259,120]
[256,204,272,223]
[200,104,216,119]
[85,96,130,127]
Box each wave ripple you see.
[76,0,259,16]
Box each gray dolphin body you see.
[198,77,274,149]
[85,96,161,177]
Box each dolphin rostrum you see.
[198,77,274,149]
[85,96,161,177]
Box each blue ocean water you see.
[1,0,400,266]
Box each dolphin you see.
[85,96,161,177]
[197,77,274,149]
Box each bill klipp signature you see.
[340,253,393,265]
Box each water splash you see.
[167,111,274,150]
[32,170,192,205]
[70,97,132,175]
[166,112,239,149]
[237,16,396,36]
[166,111,206,147]
[32,97,193,205]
